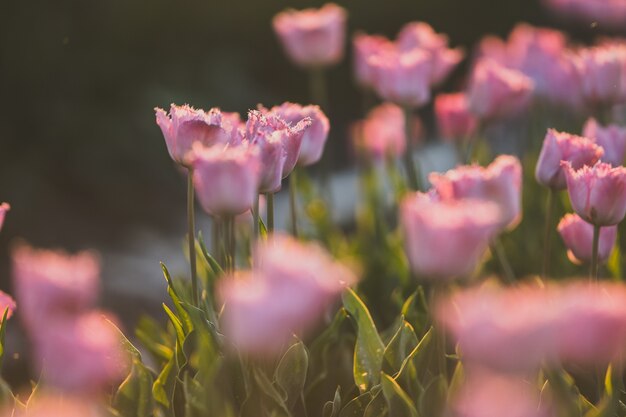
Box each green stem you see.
[542,189,555,278]
[492,237,515,283]
[253,194,260,240]
[266,193,274,233]
[187,170,199,307]
[402,106,421,191]
[289,170,299,238]
[230,215,236,272]
[309,68,328,111]
[591,224,601,280]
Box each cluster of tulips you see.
[3,0,626,416]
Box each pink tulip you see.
[396,22,464,85]
[352,103,407,159]
[583,117,626,167]
[535,129,604,190]
[0,203,9,232]
[272,3,347,69]
[155,104,237,164]
[270,102,330,166]
[368,49,433,108]
[0,292,16,322]
[188,143,261,216]
[34,312,129,393]
[434,93,478,140]
[12,244,100,333]
[400,193,502,279]
[562,161,626,226]
[245,109,311,192]
[218,234,356,356]
[557,213,617,264]
[467,59,534,120]
[353,33,395,88]
[573,45,626,106]
[430,155,523,230]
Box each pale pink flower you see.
[0,292,16,322]
[583,117,626,167]
[155,104,237,164]
[353,33,395,88]
[562,161,626,226]
[400,193,502,279]
[430,155,523,230]
[34,312,129,393]
[272,3,347,68]
[368,49,433,108]
[467,59,534,120]
[535,129,604,190]
[12,244,100,333]
[573,45,626,106]
[219,234,356,356]
[434,93,478,140]
[352,103,407,159]
[0,203,8,232]
[396,22,464,85]
[270,102,329,166]
[245,109,311,193]
[557,213,617,264]
[188,143,261,216]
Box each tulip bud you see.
[0,203,9,232]
[352,102,411,160]
[434,93,478,140]
[557,213,617,264]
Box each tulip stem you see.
[402,106,421,191]
[229,215,236,272]
[492,237,515,283]
[289,171,299,238]
[591,225,601,280]
[253,194,260,239]
[187,170,199,307]
[542,189,555,278]
[266,193,274,233]
[309,68,329,111]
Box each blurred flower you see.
[12,244,100,333]
[155,104,237,165]
[34,312,129,393]
[270,102,330,166]
[396,22,464,85]
[219,234,357,356]
[352,103,410,160]
[535,129,604,190]
[272,3,347,68]
[0,203,9,232]
[573,45,626,107]
[467,59,534,120]
[246,109,311,193]
[0,292,16,322]
[188,143,261,216]
[400,193,501,279]
[557,213,617,264]
[583,117,626,167]
[430,155,523,230]
[562,161,626,226]
[353,33,395,88]
[4,394,102,417]
[543,0,626,30]
[434,93,479,140]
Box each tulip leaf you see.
[342,288,385,392]
[338,391,374,417]
[383,319,418,376]
[608,240,622,281]
[113,357,155,417]
[381,373,419,417]
[0,308,10,369]
[161,263,193,335]
[418,375,447,417]
[322,386,342,417]
[363,390,387,417]
[275,341,309,410]
[152,352,177,408]
[198,232,224,277]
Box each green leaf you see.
[383,320,418,376]
[113,358,155,417]
[0,308,10,369]
[342,288,385,392]
[152,352,177,408]
[161,263,193,335]
[395,327,435,399]
[338,392,374,417]
[0,378,15,410]
[322,386,342,417]
[400,289,429,336]
[381,373,418,417]
[198,232,224,277]
[363,391,387,417]
[252,368,291,417]
[418,376,446,417]
[275,341,309,410]
[608,238,622,281]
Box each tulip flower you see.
[583,117,626,167]
[400,193,502,279]
[0,203,9,232]
[558,213,617,264]
[543,0,626,30]
[353,33,395,88]
[573,45,626,107]
[0,292,16,322]
[434,93,478,141]
[272,3,347,69]
[352,102,409,160]
[535,129,604,190]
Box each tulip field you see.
[5,0,626,416]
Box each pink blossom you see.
[353,33,395,88]
[0,203,8,232]
[434,93,478,140]
[272,3,347,68]
[352,103,407,160]
[396,22,464,85]
[34,312,129,393]
[12,244,100,333]
[573,45,626,106]
[557,213,617,264]
[400,193,502,279]
[368,49,433,108]
[543,0,626,30]
[4,395,102,417]
[270,102,329,166]
[188,143,261,216]
[535,129,604,190]
[0,292,16,322]
[467,59,534,120]
[583,117,626,167]
[562,161,626,226]
[218,234,356,356]
[155,104,237,164]
[430,155,523,230]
